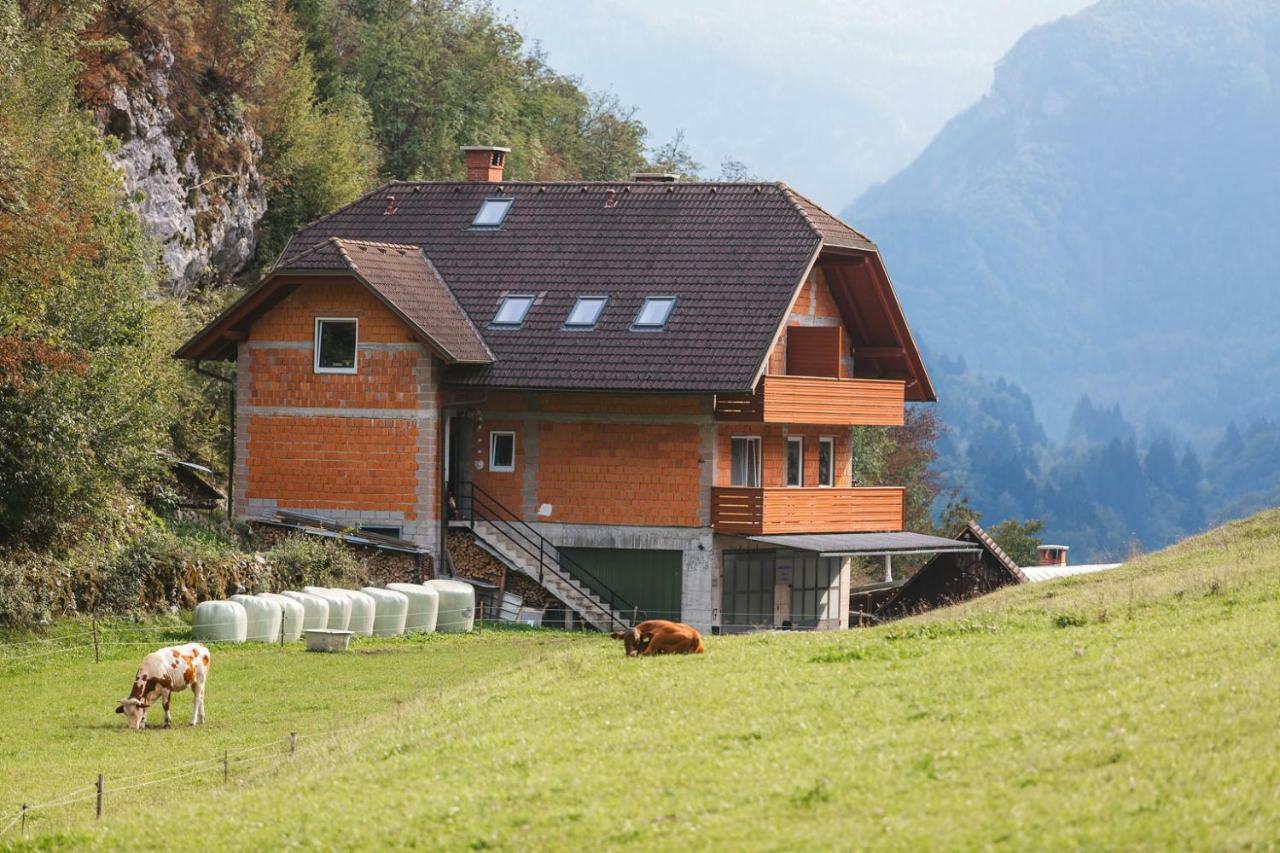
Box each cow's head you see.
[115,698,148,730]
[610,627,646,657]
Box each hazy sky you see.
[493,0,1094,209]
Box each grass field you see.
[2,509,1279,850]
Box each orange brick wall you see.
[715,424,851,488]
[246,416,420,517]
[250,279,415,344]
[470,418,525,513]
[767,266,850,377]
[536,421,703,526]
[246,347,421,410]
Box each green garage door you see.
[558,548,683,622]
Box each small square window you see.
[472,197,513,227]
[489,431,516,472]
[566,296,608,328]
[492,295,534,327]
[314,318,357,373]
[633,296,676,330]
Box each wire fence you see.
[0,723,372,840]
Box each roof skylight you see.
[565,296,608,328]
[492,295,534,327]
[633,296,676,330]
[472,197,513,228]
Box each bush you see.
[265,535,366,590]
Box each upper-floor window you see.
[491,295,534,328]
[489,431,516,472]
[314,318,357,373]
[565,296,608,329]
[730,436,761,487]
[472,197,513,228]
[786,436,804,487]
[632,296,676,330]
[818,437,835,487]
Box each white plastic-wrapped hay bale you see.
[386,583,439,633]
[257,593,305,642]
[360,587,408,637]
[303,586,351,630]
[229,594,282,643]
[340,589,376,636]
[426,579,475,633]
[280,591,329,632]
[192,600,247,644]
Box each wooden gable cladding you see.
[715,376,905,426]
[786,325,844,378]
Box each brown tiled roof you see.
[275,182,833,392]
[324,239,492,365]
[780,186,876,251]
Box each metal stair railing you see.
[453,481,642,631]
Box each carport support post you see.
[884,554,894,583]
[95,774,103,819]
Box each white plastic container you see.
[426,579,475,633]
[256,593,306,642]
[361,587,409,637]
[341,589,377,636]
[303,586,352,630]
[280,590,330,632]
[304,629,353,652]
[192,600,248,644]
[386,583,439,633]
[229,594,282,643]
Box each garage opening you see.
[558,547,683,622]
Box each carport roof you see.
[745,531,982,557]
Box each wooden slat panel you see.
[711,487,906,534]
[760,376,905,426]
[786,326,842,378]
[713,392,763,421]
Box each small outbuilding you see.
[876,523,1028,620]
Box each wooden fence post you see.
[95,774,103,820]
[223,749,229,783]
[290,732,297,755]
[280,611,286,647]
[20,804,27,837]
[92,616,100,664]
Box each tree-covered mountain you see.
[848,0,1280,439]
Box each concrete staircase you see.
[466,520,630,633]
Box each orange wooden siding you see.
[711,487,905,534]
[716,376,905,426]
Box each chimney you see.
[630,171,679,183]
[460,145,510,182]
[1037,545,1069,567]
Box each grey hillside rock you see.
[100,40,265,294]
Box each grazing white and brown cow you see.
[116,643,210,730]
[612,619,705,657]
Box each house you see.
[874,522,1027,620]
[178,145,964,633]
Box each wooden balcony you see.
[715,376,905,426]
[711,486,906,535]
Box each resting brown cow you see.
[612,619,704,656]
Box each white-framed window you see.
[489,431,516,472]
[565,296,608,329]
[314,317,358,373]
[632,296,676,330]
[491,295,534,328]
[786,436,804,487]
[730,436,761,487]
[472,197,514,227]
[818,436,835,487]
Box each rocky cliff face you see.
[98,40,265,294]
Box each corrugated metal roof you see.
[745,531,982,556]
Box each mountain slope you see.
[849,0,1280,435]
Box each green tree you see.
[988,518,1045,567]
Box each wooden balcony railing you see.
[715,376,905,426]
[711,486,906,535]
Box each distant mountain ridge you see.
[847,0,1280,438]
